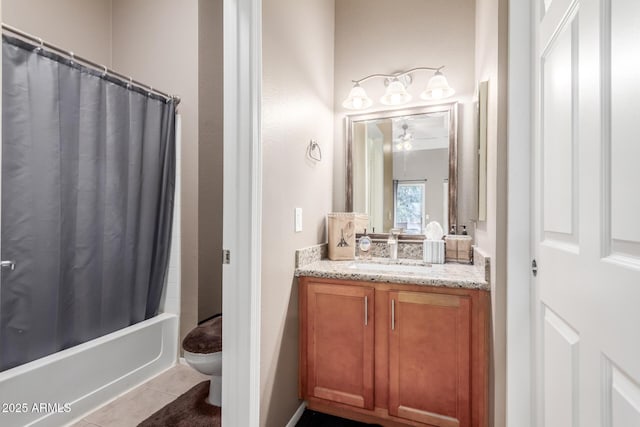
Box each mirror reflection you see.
[347,103,457,235]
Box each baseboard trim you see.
[285,401,307,427]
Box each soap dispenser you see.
[358,228,372,259]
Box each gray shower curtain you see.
[0,36,176,372]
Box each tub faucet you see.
[387,229,402,261]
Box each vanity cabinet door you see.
[388,290,471,427]
[304,281,375,410]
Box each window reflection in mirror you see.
[347,104,457,235]
[394,180,427,234]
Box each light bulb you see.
[421,70,455,101]
[343,84,372,110]
[380,79,412,106]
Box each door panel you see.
[306,282,374,409]
[542,9,577,240]
[542,306,579,427]
[389,290,471,427]
[603,360,640,427]
[608,0,640,259]
[534,0,640,426]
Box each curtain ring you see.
[127,77,133,89]
[148,86,153,96]
[35,37,44,52]
[101,65,108,78]
[68,51,75,64]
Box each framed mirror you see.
[345,102,458,235]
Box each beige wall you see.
[334,0,477,237]
[111,0,201,343]
[3,0,112,66]
[198,0,224,320]
[261,0,335,425]
[474,0,508,425]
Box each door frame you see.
[221,0,536,424]
[506,0,533,426]
[222,0,262,425]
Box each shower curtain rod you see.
[1,23,180,105]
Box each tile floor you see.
[69,363,208,427]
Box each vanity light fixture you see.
[342,66,455,110]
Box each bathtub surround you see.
[1,35,176,372]
[0,314,178,427]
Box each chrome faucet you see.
[387,229,402,261]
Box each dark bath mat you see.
[296,409,381,427]
[138,380,220,427]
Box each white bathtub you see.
[0,313,178,427]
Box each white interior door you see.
[533,0,640,426]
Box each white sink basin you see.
[347,262,430,274]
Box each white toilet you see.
[182,315,222,406]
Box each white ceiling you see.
[366,112,450,152]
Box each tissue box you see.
[328,213,366,260]
[423,240,445,264]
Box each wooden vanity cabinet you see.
[389,291,472,427]
[301,281,375,409]
[299,277,488,427]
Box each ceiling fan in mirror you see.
[394,123,413,151]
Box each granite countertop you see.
[294,257,489,291]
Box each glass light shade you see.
[420,71,455,100]
[342,84,372,110]
[380,80,412,106]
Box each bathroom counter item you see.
[423,239,445,264]
[445,234,474,263]
[295,257,489,291]
[327,213,368,260]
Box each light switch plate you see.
[294,208,303,232]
